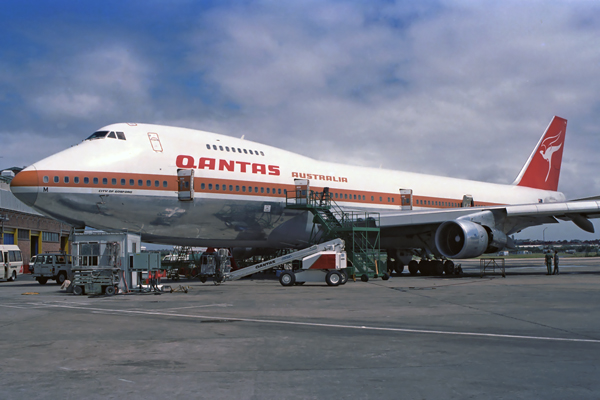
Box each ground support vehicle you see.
[71,267,121,296]
[30,253,72,285]
[223,239,348,287]
[0,245,23,282]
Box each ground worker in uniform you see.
[545,252,553,275]
[553,250,560,275]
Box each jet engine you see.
[434,220,507,259]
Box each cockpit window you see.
[86,131,109,140]
[85,130,127,141]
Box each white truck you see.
[30,252,73,285]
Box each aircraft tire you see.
[444,260,455,275]
[394,262,405,275]
[418,260,430,276]
[408,260,419,276]
[432,260,444,276]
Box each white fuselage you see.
[10,123,566,248]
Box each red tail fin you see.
[513,116,567,191]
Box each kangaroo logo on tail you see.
[513,116,567,192]
[539,130,563,182]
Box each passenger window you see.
[261,187,264,193]
[112,178,117,185]
[74,177,80,184]
[138,180,143,186]
[206,144,211,149]
[130,179,134,186]
[278,189,282,195]
[43,176,49,183]
[231,148,236,153]
[93,177,99,184]
[208,184,213,190]
[236,185,239,192]
[54,176,59,183]
[242,186,246,192]
[225,147,230,152]
[163,181,167,188]
[267,188,270,194]
[84,177,89,184]
[213,145,217,150]
[201,183,206,189]
[108,131,117,139]
[237,148,242,153]
[249,150,253,155]
[102,178,108,184]
[219,146,224,151]
[229,185,233,191]
[154,180,159,187]
[64,176,69,183]
[260,151,264,156]
[248,186,252,193]
[116,132,126,140]
[146,180,151,187]
[243,149,248,154]
[216,184,220,190]
[120,179,125,185]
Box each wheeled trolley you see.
[71,267,121,296]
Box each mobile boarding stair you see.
[221,238,348,287]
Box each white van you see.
[0,245,24,282]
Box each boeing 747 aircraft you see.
[10,116,600,273]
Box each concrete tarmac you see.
[2,260,600,399]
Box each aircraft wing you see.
[380,200,600,233]
[377,200,600,258]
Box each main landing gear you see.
[407,259,461,276]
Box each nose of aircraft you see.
[10,165,39,207]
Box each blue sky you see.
[2,0,600,241]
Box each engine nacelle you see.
[484,227,508,254]
[435,220,488,259]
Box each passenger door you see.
[177,169,194,201]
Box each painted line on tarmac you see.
[34,303,600,344]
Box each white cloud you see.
[181,1,600,201]
[28,46,152,120]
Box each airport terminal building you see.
[1,169,71,266]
